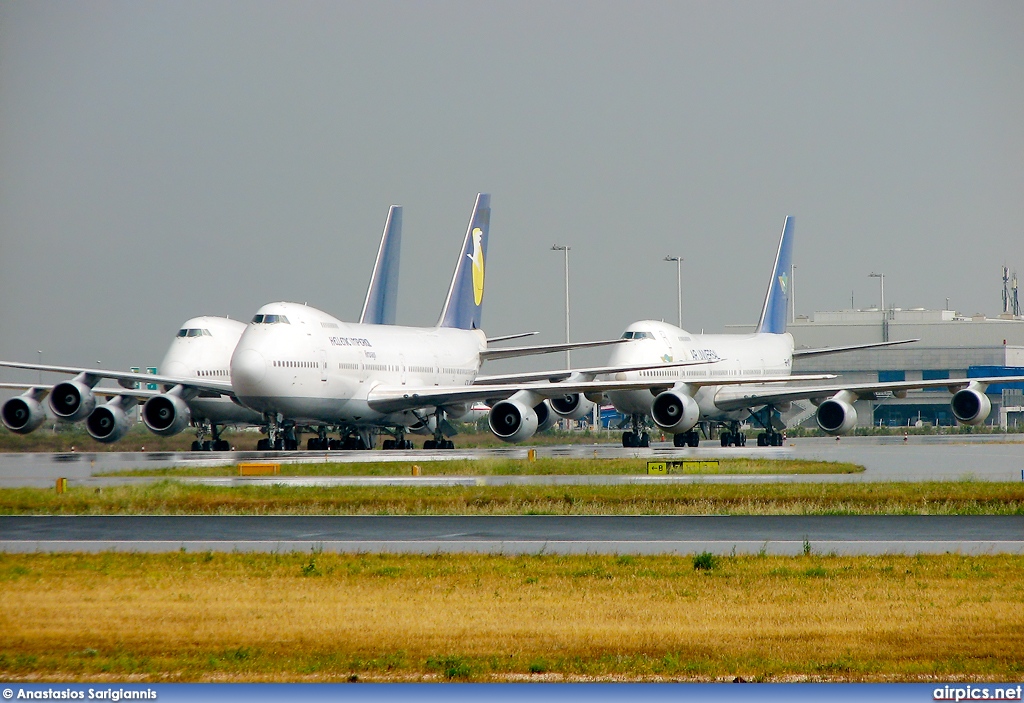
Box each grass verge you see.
[105,457,863,478]
[2,481,1023,515]
[1,552,1021,682]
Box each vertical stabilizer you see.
[360,206,402,325]
[438,193,491,329]
[755,216,794,334]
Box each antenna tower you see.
[1002,266,1011,314]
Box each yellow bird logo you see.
[468,227,485,305]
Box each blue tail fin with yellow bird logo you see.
[438,193,491,330]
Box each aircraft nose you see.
[232,348,267,390]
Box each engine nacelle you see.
[549,393,596,421]
[815,395,858,435]
[48,380,96,422]
[488,399,539,443]
[142,393,191,436]
[535,400,556,433]
[87,403,132,443]
[2,394,47,434]
[951,387,991,426]
[650,389,700,433]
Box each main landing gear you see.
[749,406,785,447]
[256,415,299,451]
[673,429,700,447]
[190,421,231,451]
[423,408,455,450]
[621,414,650,448]
[719,421,747,447]
[382,428,414,451]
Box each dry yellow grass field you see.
[1,552,1022,682]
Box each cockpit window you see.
[620,331,654,340]
[177,328,206,338]
[251,314,290,325]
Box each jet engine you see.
[488,392,551,443]
[535,399,556,433]
[142,392,191,436]
[48,380,97,422]
[1,393,47,434]
[951,385,991,426]
[86,399,134,443]
[650,389,700,433]
[815,391,858,435]
[549,392,595,421]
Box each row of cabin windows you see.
[272,361,475,374]
[321,322,339,329]
[252,314,290,324]
[177,328,212,337]
[274,360,316,368]
[197,369,227,377]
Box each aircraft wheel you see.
[687,431,700,448]
[622,431,636,448]
[638,432,650,448]
[720,432,731,447]
[256,438,270,451]
[673,433,685,448]
[214,440,230,451]
[327,439,342,450]
[442,439,455,450]
[736,433,746,447]
[382,440,395,450]
[424,439,437,449]
[191,441,202,452]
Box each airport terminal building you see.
[763,308,1024,429]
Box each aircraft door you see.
[320,350,328,382]
[400,354,407,386]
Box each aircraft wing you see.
[0,360,234,397]
[475,358,717,385]
[366,373,835,415]
[712,375,1023,412]
[792,339,919,358]
[480,338,627,362]
[0,382,161,400]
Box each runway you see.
[1,434,1023,487]
[2,514,1022,555]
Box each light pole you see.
[551,245,571,369]
[37,350,42,384]
[869,272,886,341]
[664,256,683,327]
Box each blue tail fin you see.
[438,193,491,329]
[755,216,794,334]
[359,205,402,325]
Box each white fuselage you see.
[230,302,485,427]
[159,316,264,425]
[604,320,794,422]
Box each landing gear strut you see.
[423,408,454,450]
[257,414,295,451]
[750,406,785,447]
[191,421,230,451]
[621,414,650,448]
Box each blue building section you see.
[968,366,1024,394]
[599,405,626,429]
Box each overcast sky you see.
[2,1,1022,376]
